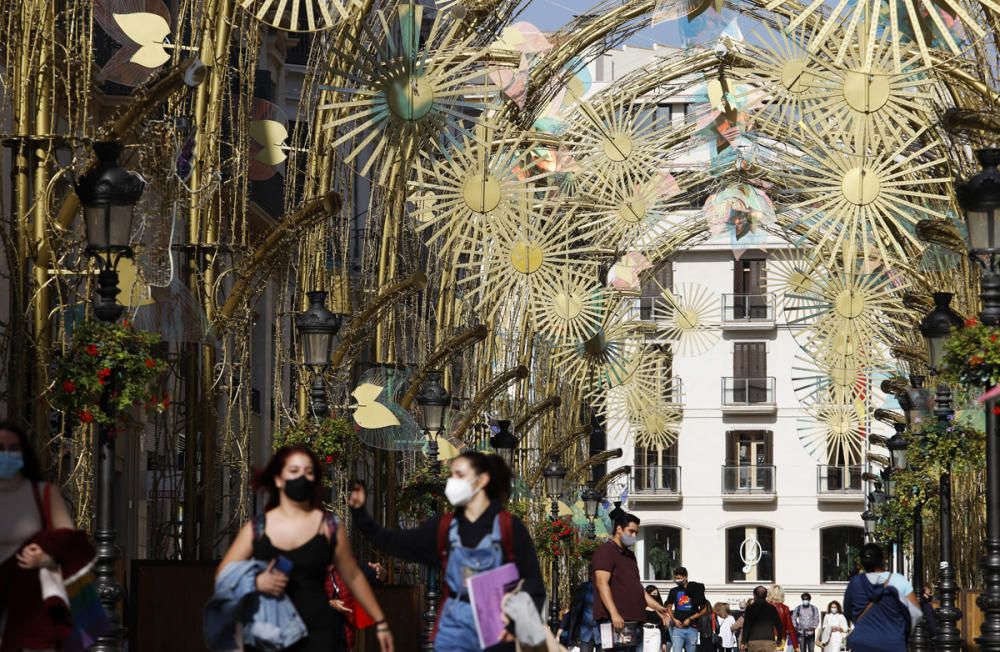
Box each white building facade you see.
[586,43,879,609]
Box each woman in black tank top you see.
[217,445,394,652]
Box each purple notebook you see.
[467,562,521,648]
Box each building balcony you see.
[816,464,864,504]
[630,466,682,504]
[636,294,680,323]
[663,377,683,406]
[722,293,776,330]
[722,465,776,503]
[721,377,776,414]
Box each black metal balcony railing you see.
[663,377,683,404]
[632,465,681,494]
[722,465,776,494]
[817,465,863,493]
[721,377,776,405]
[723,293,775,322]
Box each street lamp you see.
[542,454,567,632]
[581,482,602,540]
[918,293,964,373]
[886,423,908,574]
[76,141,145,324]
[415,370,450,652]
[489,419,517,467]
[295,291,341,419]
[75,141,144,652]
[903,375,934,427]
[861,507,877,542]
[956,148,1000,651]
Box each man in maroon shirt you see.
[592,513,668,649]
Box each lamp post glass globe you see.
[295,291,341,370]
[489,419,517,465]
[887,425,908,473]
[919,293,964,371]
[957,149,1000,265]
[543,454,567,499]
[76,142,145,266]
[905,375,934,427]
[582,483,602,519]
[416,371,450,435]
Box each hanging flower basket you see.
[52,320,167,426]
[398,463,450,521]
[941,319,1000,387]
[535,516,577,560]
[273,415,362,471]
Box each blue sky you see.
[514,0,691,47]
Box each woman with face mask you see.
[348,451,545,651]
[0,419,80,651]
[819,601,849,652]
[217,445,393,652]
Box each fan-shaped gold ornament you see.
[530,269,606,345]
[238,0,361,32]
[797,402,867,466]
[656,282,722,357]
[319,3,499,184]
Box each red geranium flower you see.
[966,318,979,327]
[63,380,75,393]
[146,358,156,368]
[80,410,94,423]
[86,344,98,356]
[994,405,1000,416]
[98,367,111,378]
[162,398,171,408]
[326,455,334,464]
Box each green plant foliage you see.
[52,320,167,426]
[874,416,983,542]
[273,415,362,471]
[398,462,450,521]
[942,319,1000,387]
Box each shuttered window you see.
[733,343,767,402]
[733,254,767,318]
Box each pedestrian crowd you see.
[0,419,937,652]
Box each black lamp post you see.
[489,419,517,467]
[543,454,567,632]
[956,148,1000,651]
[861,506,877,542]
[887,423,908,571]
[582,482,602,540]
[75,142,145,652]
[295,291,341,419]
[919,294,964,652]
[76,142,145,323]
[416,371,450,652]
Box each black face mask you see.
[283,475,316,502]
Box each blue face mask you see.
[0,451,24,479]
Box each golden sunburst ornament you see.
[318,3,499,184]
[238,0,361,31]
[779,127,949,265]
[530,269,605,345]
[734,23,821,138]
[568,95,671,195]
[454,204,600,322]
[410,125,551,258]
[656,282,722,357]
[797,402,867,465]
[603,353,683,451]
[577,171,684,251]
[803,41,937,151]
[552,292,645,394]
[766,0,990,70]
[784,253,912,360]
[791,345,889,407]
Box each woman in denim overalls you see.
[349,451,546,651]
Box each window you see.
[821,527,863,582]
[733,254,768,319]
[732,343,768,403]
[639,261,672,320]
[726,526,774,582]
[725,431,773,492]
[643,526,681,580]
[634,442,679,492]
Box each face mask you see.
[620,533,637,547]
[283,475,315,502]
[0,452,24,479]
[676,580,686,588]
[830,608,839,614]
[445,476,481,507]
[802,601,810,607]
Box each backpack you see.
[845,574,911,652]
[432,510,517,638]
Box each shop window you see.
[726,526,774,582]
[821,526,863,582]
